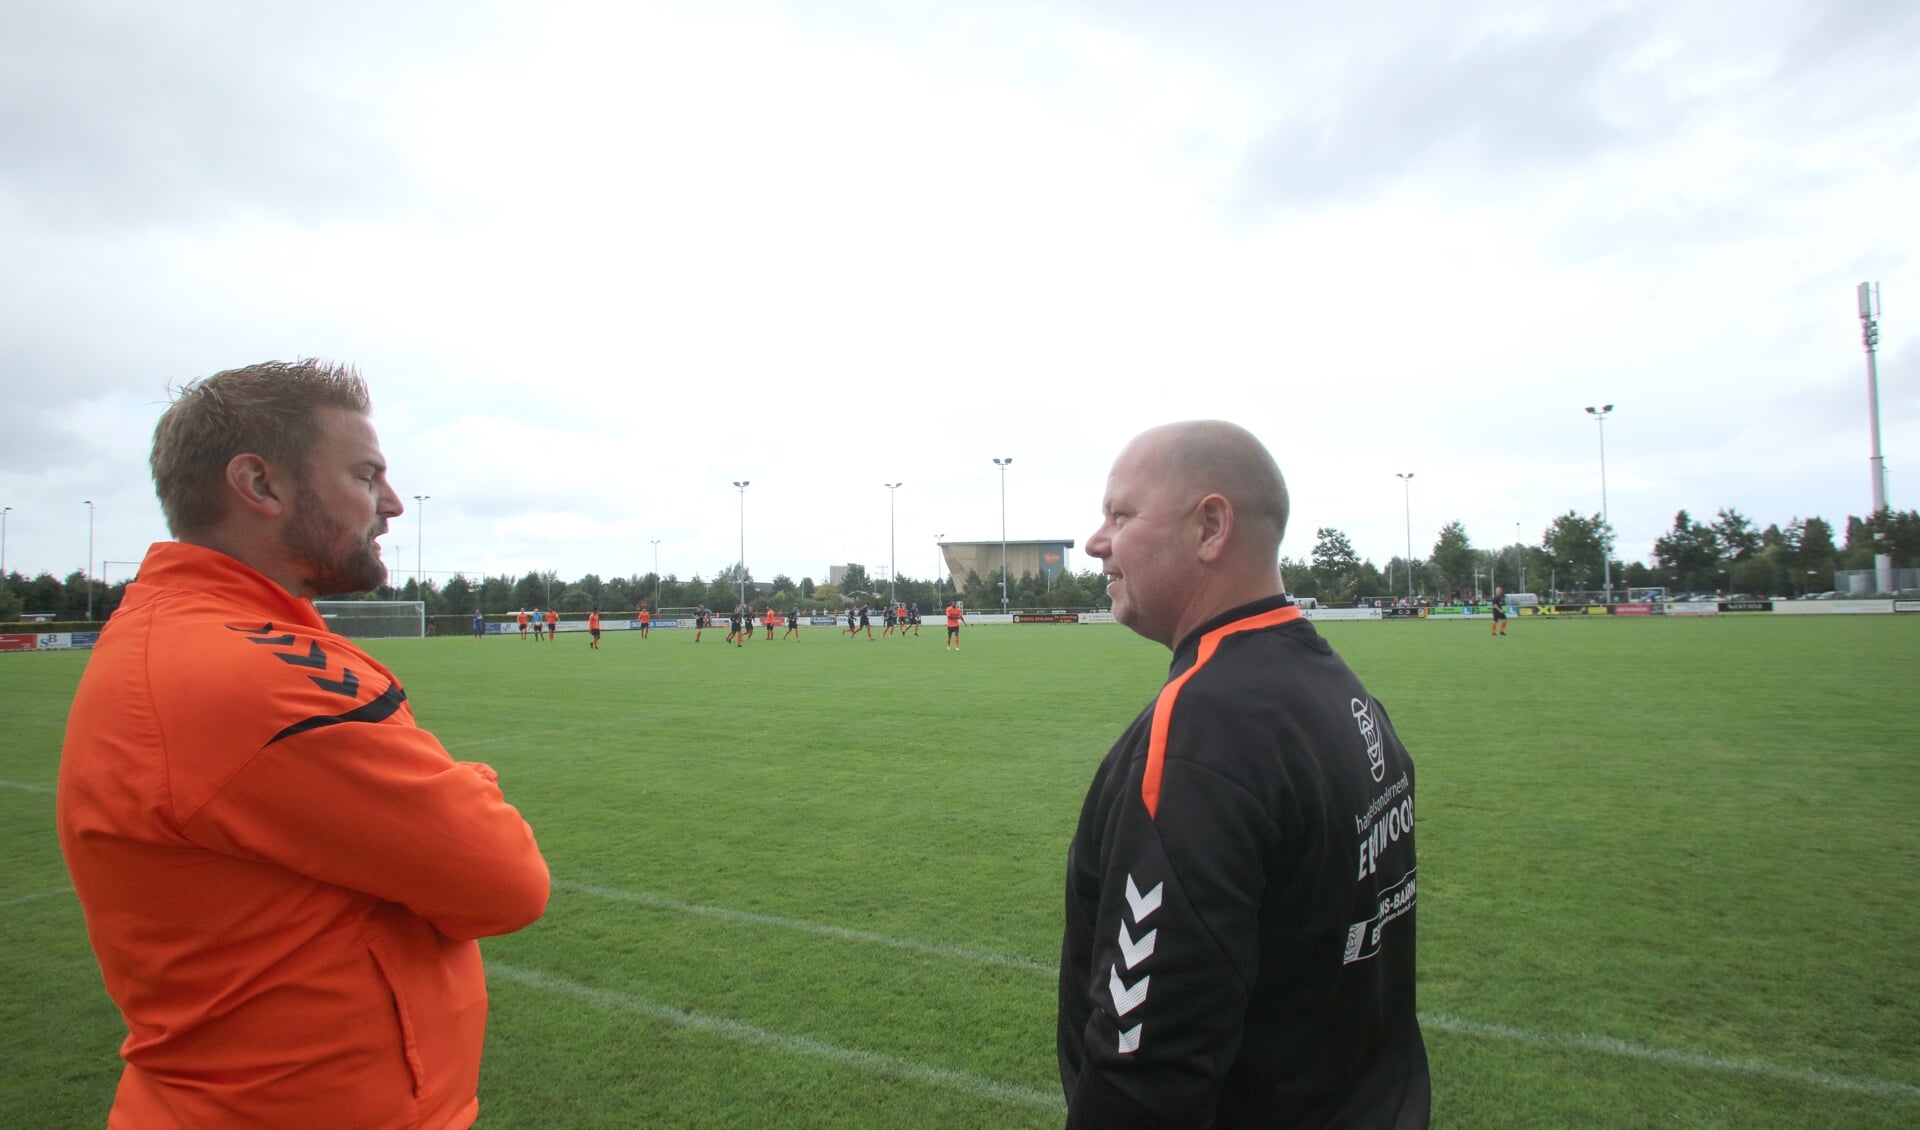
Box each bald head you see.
[1127,420,1290,554]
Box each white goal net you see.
[314,600,426,639]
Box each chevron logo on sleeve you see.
[1125,875,1162,922]
[1112,872,1163,1055]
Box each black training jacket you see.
[1059,595,1430,1129]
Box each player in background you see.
[1490,586,1509,637]
[881,604,896,637]
[845,606,857,637]
[945,601,964,649]
[636,603,651,638]
[517,608,529,639]
[783,606,801,640]
[693,604,708,643]
[765,607,776,640]
[858,603,874,639]
[472,609,485,639]
[544,607,558,640]
[587,609,601,649]
[908,605,922,636]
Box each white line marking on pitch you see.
[488,963,1060,1111]
[555,880,1055,974]
[1422,1012,1920,1103]
[0,779,55,794]
[559,881,1919,1102]
[0,886,74,909]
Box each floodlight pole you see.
[1585,405,1613,600]
[1515,520,1524,593]
[1859,282,1895,594]
[650,539,661,606]
[1,505,11,578]
[994,458,1012,613]
[732,481,750,607]
[412,494,430,596]
[884,483,903,604]
[933,533,945,601]
[83,499,96,620]
[1395,473,1414,599]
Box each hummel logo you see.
[1117,1023,1143,1054]
[1118,921,1156,970]
[1108,965,1150,1016]
[1125,875,1162,923]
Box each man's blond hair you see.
[150,359,371,536]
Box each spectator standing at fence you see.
[57,359,550,1127]
[1060,420,1427,1128]
[472,608,485,639]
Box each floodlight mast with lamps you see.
[1394,473,1414,599]
[884,483,903,604]
[85,500,96,620]
[993,458,1012,613]
[732,482,750,608]
[1859,282,1894,594]
[412,494,430,595]
[1585,405,1613,600]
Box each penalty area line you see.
[0,778,55,794]
[488,963,1061,1111]
[1421,1012,1920,1103]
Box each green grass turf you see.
[4,614,1918,1127]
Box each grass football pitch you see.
[4,615,1918,1127]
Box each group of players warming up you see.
[493,601,971,650]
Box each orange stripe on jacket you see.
[1142,604,1304,819]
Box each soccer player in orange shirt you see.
[587,609,601,649]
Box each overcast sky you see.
[3,0,1914,593]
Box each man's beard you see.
[283,485,386,596]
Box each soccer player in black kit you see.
[1060,420,1428,1129]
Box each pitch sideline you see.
[558,881,1920,1104]
[488,963,1061,1111]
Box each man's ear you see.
[224,454,290,519]
[1195,493,1234,563]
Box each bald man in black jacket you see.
[1060,420,1429,1129]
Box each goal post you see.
[314,600,426,639]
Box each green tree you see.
[1544,511,1611,592]
[442,574,474,612]
[0,586,22,622]
[1713,508,1761,562]
[840,564,870,597]
[1280,555,1318,600]
[1310,528,1361,602]
[1653,510,1719,591]
[1428,521,1475,597]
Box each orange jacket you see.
[58,542,550,1129]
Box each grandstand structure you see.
[937,540,1075,588]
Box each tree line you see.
[5,505,1914,624]
[1285,507,1920,607]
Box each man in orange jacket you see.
[58,360,551,1129]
